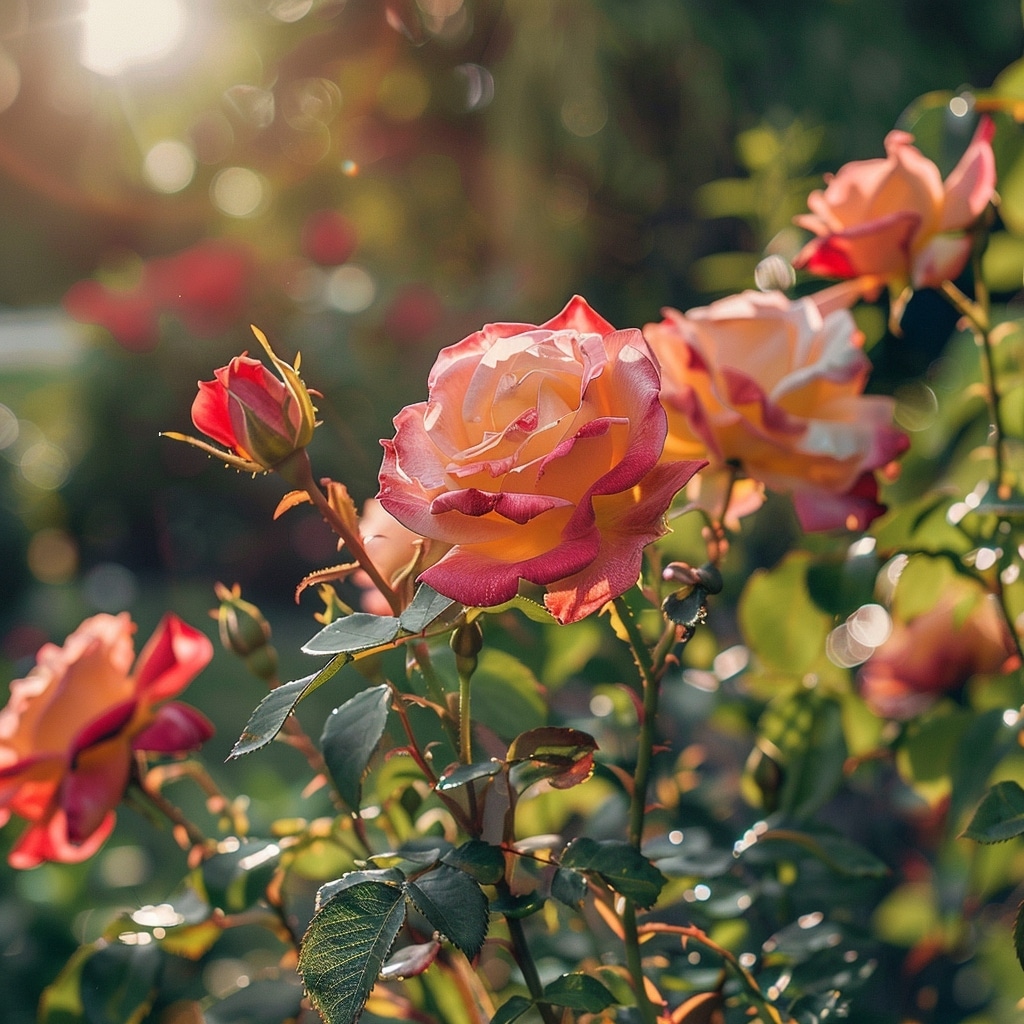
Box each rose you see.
[165,327,317,474]
[355,499,449,615]
[643,287,908,531]
[793,117,995,289]
[858,579,1018,720]
[0,613,213,868]
[378,296,705,623]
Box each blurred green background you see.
[1,0,1023,1020]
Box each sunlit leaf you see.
[436,761,502,791]
[507,727,598,790]
[407,863,489,959]
[321,684,393,812]
[315,869,407,913]
[962,780,1024,843]
[542,973,616,1012]
[299,880,408,1024]
[229,659,347,758]
[302,613,401,656]
[443,840,506,885]
[470,649,547,740]
[399,584,457,634]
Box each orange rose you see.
[793,118,995,289]
[0,613,213,868]
[378,296,705,623]
[859,579,1019,719]
[644,288,908,531]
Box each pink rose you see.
[859,580,1019,719]
[793,118,995,289]
[0,614,213,868]
[378,296,705,623]
[643,288,908,531]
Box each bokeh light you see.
[79,0,187,76]
[142,139,196,194]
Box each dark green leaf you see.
[560,838,665,908]
[962,780,1024,843]
[443,840,506,885]
[949,709,1018,832]
[542,974,616,1012]
[200,838,282,913]
[490,995,534,1024]
[400,585,457,633]
[321,684,393,812]
[316,869,407,912]
[303,613,401,656]
[436,761,503,791]
[551,867,587,908]
[206,977,304,1024]
[299,880,407,1024]
[754,830,889,878]
[407,863,489,959]
[229,658,347,758]
[80,940,163,1024]
[662,587,708,629]
[1015,899,1024,972]
[491,889,546,919]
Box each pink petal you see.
[791,472,886,532]
[133,615,214,703]
[132,702,215,753]
[911,234,974,289]
[429,488,572,524]
[793,211,920,280]
[940,116,996,231]
[191,377,240,450]
[539,295,617,336]
[8,806,116,869]
[68,699,136,759]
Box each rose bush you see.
[378,295,706,623]
[644,287,908,531]
[858,576,1019,720]
[793,117,996,289]
[0,613,213,868]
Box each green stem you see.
[499,886,559,1024]
[282,450,403,616]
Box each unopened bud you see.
[450,621,484,677]
[213,582,279,681]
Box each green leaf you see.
[469,649,547,741]
[229,658,347,758]
[299,880,408,1024]
[755,830,889,878]
[551,867,587,908]
[490,995,534,1024]
[479,594,555,623]
[321,684,393,812]
[407,863,490,959]
[316,869,407,912]
[206,978,305,1024]
[949,709,1019,831]
[542,973,616,1012]
[442,840,506,885]
[80,940,163,1024]
[962,781,1024,844]
[400,585,457,633]
[303,613,402,656]
[491,889,546,918]
[200,838,282,913]
[1015,898,1024,973]
[560,838,666,908]
[738,553,830,675]
[436,761,503,791]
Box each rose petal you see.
[132,702,215,753]
[133,614,214,704]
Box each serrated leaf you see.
[407,863,489,958]
[299,880,408,1024]
[551,867,587,908]
[542,973,616,1012]
[443,840,506,885]
[560,838,665,908]
[479,594,556,623]
[321,685,393,812]
[400,585,457,634]
[229,659,347,758]
[962,780,1024,843]
[201,839,282,913]
[507,727,598,791]
[80,940,163,1024]
[490,995,534,1024]
[436,761,503,791]
[316,869,407,913]
[302,613,401,656]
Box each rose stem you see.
[612,594,686,1024]
[279,450,403,616]
[131,757,208,849]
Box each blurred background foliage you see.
[3,1,1024,1022]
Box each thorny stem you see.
[940,275,1024,667]
[282,450,403,616]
